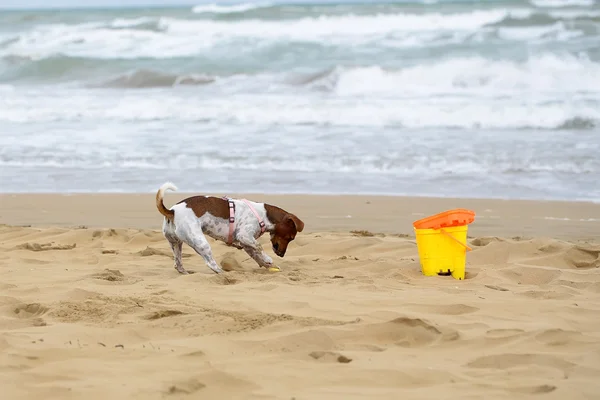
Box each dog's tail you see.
[156,182,178,220]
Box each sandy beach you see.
[1,192,600,400]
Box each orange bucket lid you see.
[413,208,475,230]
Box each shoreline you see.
[1,190,599,204]
[1,193,598,241]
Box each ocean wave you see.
[1,6,596,63]
[1,88,597,130]
[0,55,114,81]
[3,50,599,99]
[0,151,595,176]
[531,0,595,7]
[488,9,600,28]
[94,69,215,88]
[105,17,167,32]
[497,23,584,41]
[0,36,20,48]
[0,10,525,60]
[191,2,273,14]
[311,54,600,96]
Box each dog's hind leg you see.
[179,227,223,274]
[189,236,224,274]
[163,221,188,274]
[169,239,186,274]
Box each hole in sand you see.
[145,310,185,320]
[14,303,49,318]
[309,351,352,363]
[93,269,125,282]
[16,242,76,251]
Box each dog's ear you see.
[284,214,304,233]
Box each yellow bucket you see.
[414,225,471,280]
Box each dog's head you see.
[270,213,304,257]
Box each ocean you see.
[0,0,599,201]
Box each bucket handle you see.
[440,229,472,252]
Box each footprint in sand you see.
[90,269,141,285]
[144,310,185,320]
[499,266,561,286]
[470,237,504,247]
[93,269,125,282]
[8,303,49,327]
[467,353,575,370]
[166,378,206,395]
[565,245,600,269]
[16,242,76,251]
[136,247,171,257]
[92,228,121,239]
[180,350,206,358]
[351,317,459,348]
[511,384,556,394]
[136,246,193,258]
[13,303,49,318]
[207,274,239,286]
[481,383,556,395]
[309,351,352,363]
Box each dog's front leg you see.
[241,241,277,270]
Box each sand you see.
[1,193,600,399]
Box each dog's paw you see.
[263,254,274,265]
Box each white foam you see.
[1,83,598,131]
[180,9,510,34]
[1,142,595,181]
[0,10,514,59]
[109,17,158,28]
[191,2,272,14]
[1,6,588,62]
[531,0,595,7]
[331,54,600,97]
[497,22,583,42]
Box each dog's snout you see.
[272,242,285,257]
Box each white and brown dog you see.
[155,182,304,274]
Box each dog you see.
[155,182,304,274]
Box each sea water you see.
[0,0,599,200]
